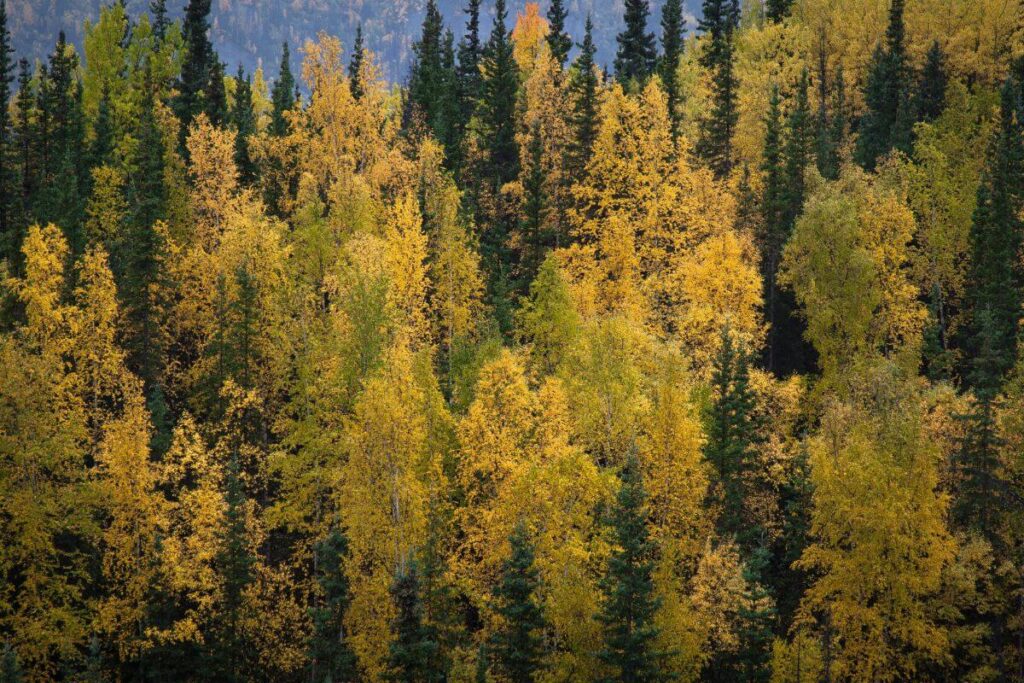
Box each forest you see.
[0,0,1022,681]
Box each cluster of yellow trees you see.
[2,0,1024,681]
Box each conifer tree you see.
[310,529,359,683]
[546,0,571,69]
[409,1,446,125]
[596,454,666,683]
[766,0,793,22]
[0,0,14,249]
[696,0,740,178]
[815,64,846,181]
[205,59,228,127]
[231,65,257,184]
[855,0,913,171]
[733,552,776,682]
[387,561,445,683]
[916,40,947,122]
[781,68,813,232]
[614,0,657,87]
[518,121,549,292]
[567,16,599,181]
[705,328,765,551]
[0,644,21,683]
[349,24,365,100]
[214,454,255,682]
[490,521,546,683]
[965,76,1023,393]
[270,42,295,137]
[150,0,170,42]
[659,0,685,137]
[177,0,215,138]
[90,83,114,169]
[11,58,32,248]
[456,0,483,144]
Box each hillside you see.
[9,0,694,80]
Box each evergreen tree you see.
[205,59,228,127]
[815,63,846,181]
[965,76,1023,393]
[490,521,546,683]
[214,454,255,682]
[177,0,215,139]
[696,0,740,178]
[408,0,448,135]
[0,643,22,683]
[349,24,365,100]
[90,82,114,169]
[231,65,257,184]
[0,0,14,252]
[455,0,483,146]
[766,0,793,22]
[567,16,599,181]
[122,77,168,400]
[518,121,549,292]
[781,68,813,231]
[916,40,947,122]
[659,0,685,137]
[614,0,657,87]
[309,529,359,683]
[270,42,295,137]
[705,328,765,551]
[854,0,914,171]
[596,454,667,683]
[477,0,520,318]
[150,0,170,42]
[546,0,572,69]
[11,58,32,250]
[387,561,445,683]
[732,551,776,682]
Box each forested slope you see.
[0,0,1023,681]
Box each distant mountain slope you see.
[9,0,697,82]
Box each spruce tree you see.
[150,0,170,42]
[1,643,22,683]
[177,0,215,138]
[596,454,666,683]
[408,0,447,134]
[270,42,295,137]
[455,0,483,147]
[215,454,255,682]
[349,24,365,100]
[696,0,740,178]
[11,58,32,250]
[518,121,549,292]
[705,328,765,551]
[546,0,572,69]
[0,0,14,252]
[567,16,599,181]
[854,0,913,171]
[731,551,776,683]
[477,0,520,319]
[231,65,257,184]
[205,59,228,127]
[309,529,359,683]
[781,68,813,231]
[659,0,685,137]
[490,521,546,683]
[916,40,947,122]
[90,82,114,169]
[387,561,445,683]
[766,0,793,22]
[965,76,1023,394]
[614,0,657,88]
[815,62,846,181]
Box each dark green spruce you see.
[490,521,546,683]
[615,0,657,88]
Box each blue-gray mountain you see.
[9,0,697,82]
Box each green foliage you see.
[596,455,668,683]
[177,0,215,141]
[545,0,571,69]
[696,0,740,178]
[489,521,546,683]
[310,529,360,683]
[659,0,685,136]
[387,562,445,683]
[232,66,258,184]
[615,0,657,88]
[349,24,365,100]
[270,42,295,138]
[567,16,599,180]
